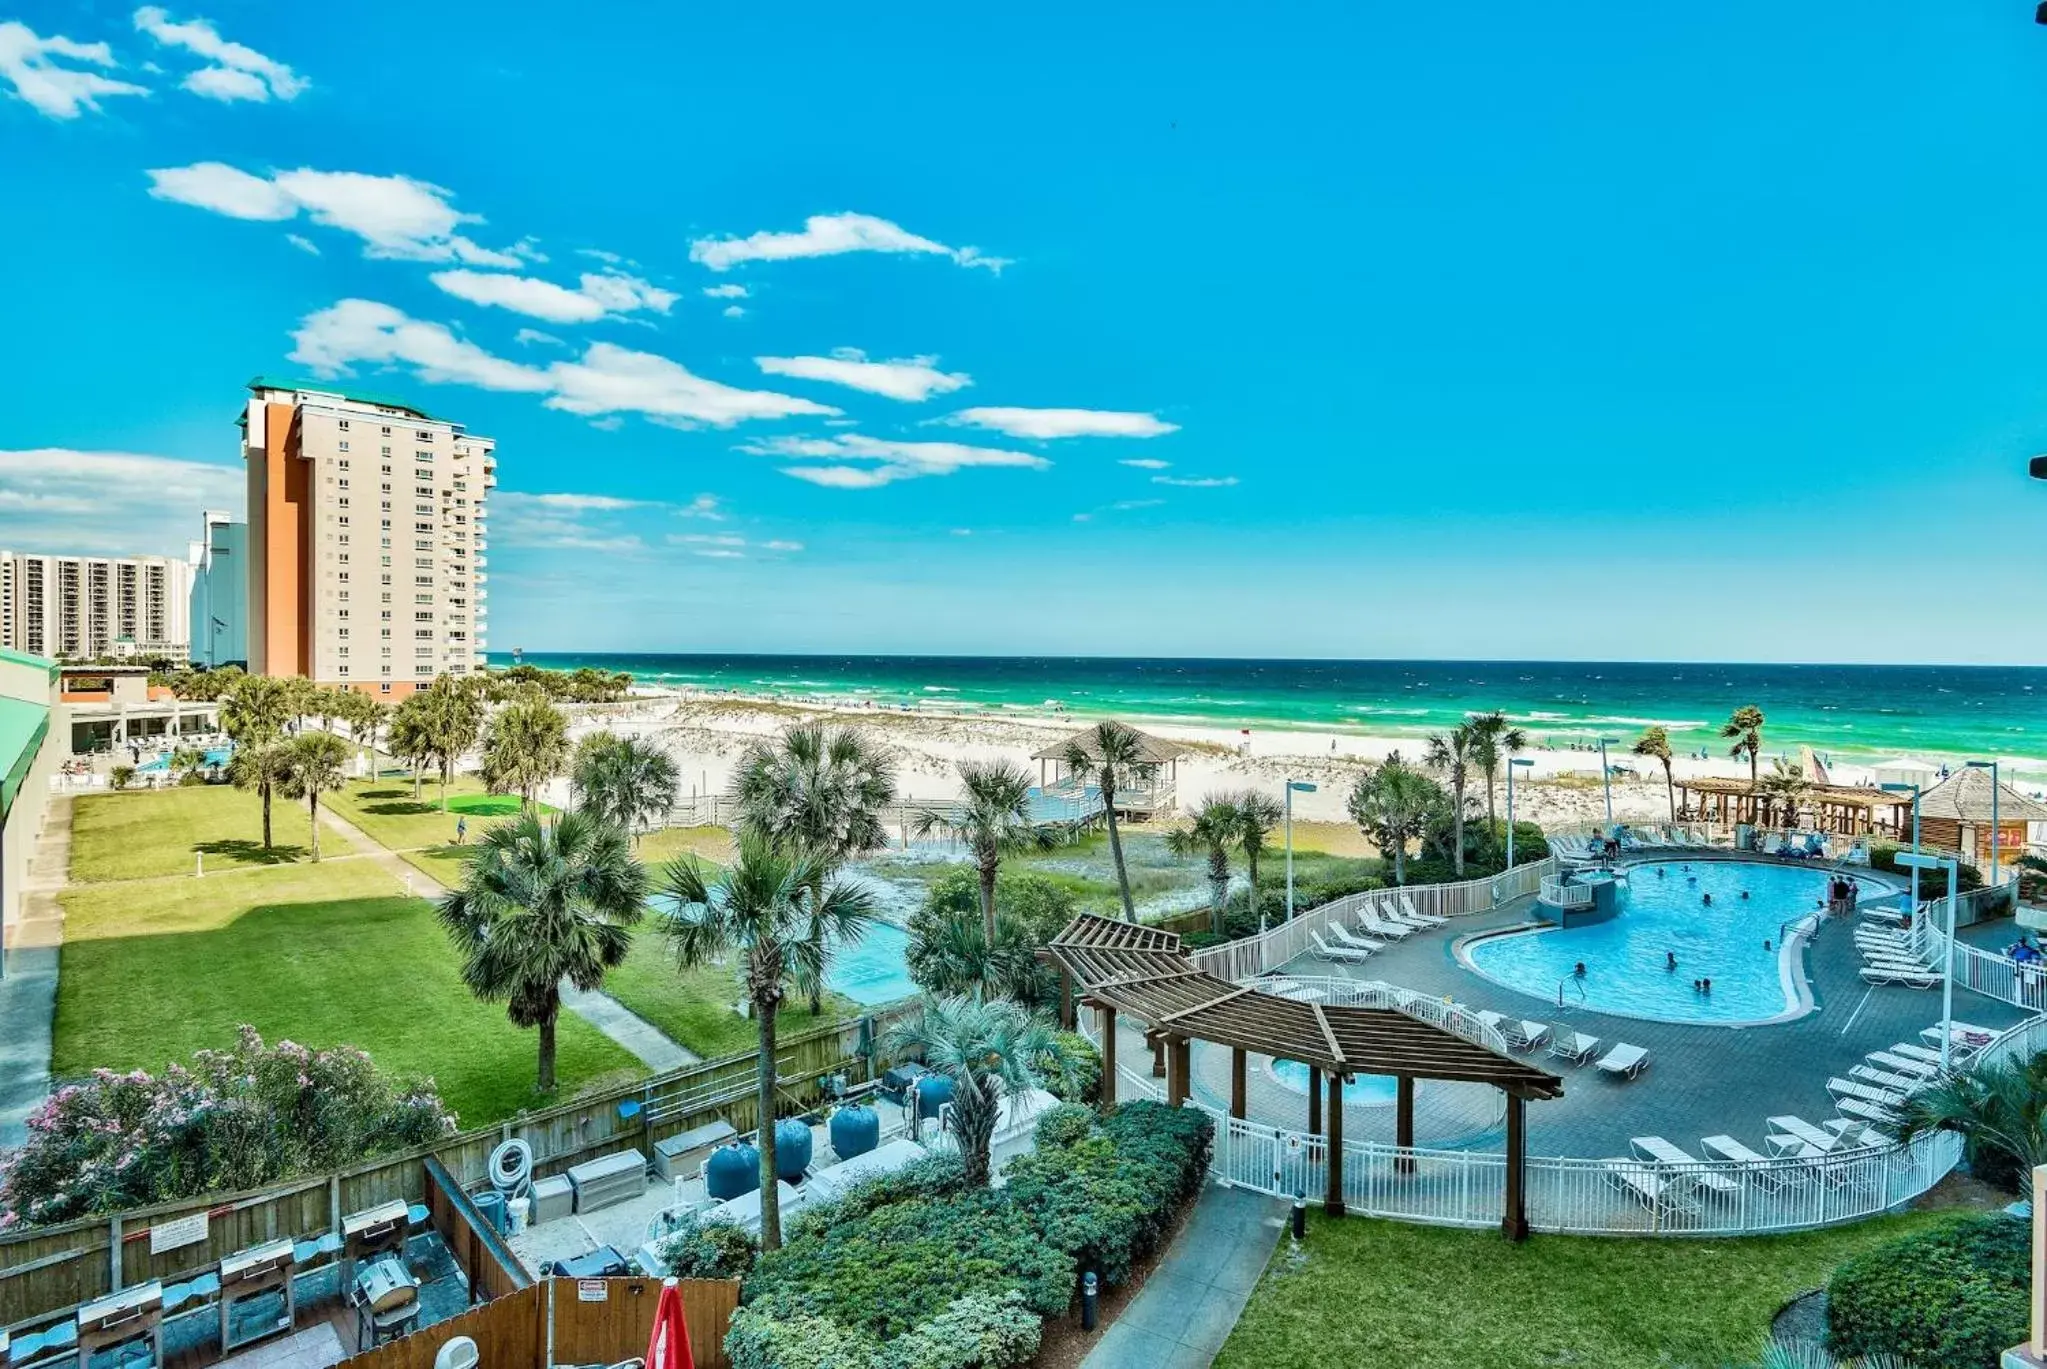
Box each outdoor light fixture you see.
[1893,850,1961,1070]
[1597,737,1621,828]
[1880,782,1924,912]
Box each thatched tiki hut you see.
[1033,722,1188,819]
[1910,767,2047,869]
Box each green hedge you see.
[1826,1214,2026,1369]
[728,1101,1213,1369]
[1869,842,1985,893]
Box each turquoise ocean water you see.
[521,654,2047,768]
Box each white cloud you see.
[722,305,746,319]
[146,162,522,264]
[133,7,304,102]
[755,349,970,403]
[577,248,623,265]
[739,433,1048,489]
[0,22,148,119]
[1151,475,1237,488]
[944,407,1179,440]
[290,299,839,429]
[286,233,319,255]
[1111,498,1165,510]
[487,491,649,554]
[429,268,676,324]
[1119,457,1170,470]
[690,211,1009,273]
[666,532,803,559]
[0,449,240,555]
[494,491,646,512]
[702,284,749,299]
[513,327,562,347]
[678,494,725,521]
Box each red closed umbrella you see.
[645,1277,696,1369]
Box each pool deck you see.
[1106,889,2030,1165]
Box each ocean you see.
[518,653,2047,769]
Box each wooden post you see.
[1395,1075,1416,1175]
[1230,1048,1247,1120]
[1307,1065,1322,1134]
[1166,1036,1191,1107]
[1324,1073,1346,1217]
[1059,967,1075,1031]
[108,1214,122,1292]
[1502,1093,1529,1242]
[1149,1031,1166,1078]
[1097,1004,1116,1106]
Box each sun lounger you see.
[1310,931,1372,964]
[1504,1019,1551,1050]
[1827,1077,1905,1108]
[1358,907,1414,940]
[1595,1043,1650,1079]
[1327,922,1384,953]
[1889,1042,1944,1067]
[1866,1051,1938,1079]
[1699,1135,1804,1191]
[1863,953,1935,975]
[1850,1064,1920,1095]
[1859,905,1908,926]
[1767,1116,1851,1154]
[1602,1160,1701,1215]
[1629,1136,1740,1194]
[1921,1022,1997,1049]
[1549,1031,1600,1065]
[1824,1118,1892,1147]
[1861,964,1940,988]
[1396,894,1448,928]
[1836,1096,1900,1129]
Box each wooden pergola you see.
[1672,775,1911,836]
[1040,915,1563,1238]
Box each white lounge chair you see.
[1767,1115,1852,1154]
[1549,1031,1600,1065]
[1310,931,1372,964]
[1866,1051,1938,1080]
[1358,906,1414,940]
[1397,894,1448,928]
[1595,1043,1649,1079]
[1700,1135,1803,1191]
[1863,954,1936,975]
[1504,1019,1551,1050]
[1861,964,1940,988]
[1602,1160,1700,1215]
[1921,1022,1997,1050]
[1327,922,1384,953]
[1849,1064,1920,1095]
[1837,1096,1900,1129]
[1889,1042,1944,1067]
[1629,1136,1740,1194]
[1827,1077,1905,1109]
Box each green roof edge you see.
[246,374,437,423]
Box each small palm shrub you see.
[1825,1215,2026,1369]
[654,1213,758,1280]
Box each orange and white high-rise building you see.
[241,377,495,698]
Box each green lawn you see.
[69,785,353,882]
[1214,1210,1971,1369]
[602,926,857,1060]
[53,858,645,1125]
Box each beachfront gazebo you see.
[1912,767,2047,867]
[1671,775,1911,836]
[1032,722,1188,818]
[1041,914,1563,1238]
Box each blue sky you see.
[5,2,2047,662]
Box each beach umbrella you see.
[645,1277,696,1369]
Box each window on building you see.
[380,426,391,436]
[416,452,433,463]
[417,431,433,442]
[338,441,350,452]
[414,611,432,622]
[338,420,351,430]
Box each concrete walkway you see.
[316,804,699,1073]
[0,795,73,1146]
[1080,1182,1286,1369]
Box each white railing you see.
[1949,937,2047,1012]
[1539,877,1594,909]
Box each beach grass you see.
[1215,1209,1970,1369]
[52,858,645,1124]
[68,785,352,882]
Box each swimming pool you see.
[1461,859,1870,1025]
[137,746,231,772]
[827,920,919,1006]
[1268,1059,1400,1106]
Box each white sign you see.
[149,1212,208,1255]
[577,1280,608,1302]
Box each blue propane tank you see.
[915,1074,955,1120]
[704,1142,761,1200]
[774,1118,813,1182]
[828,1104,880,1160]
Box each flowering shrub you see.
[0,1026,456,1228]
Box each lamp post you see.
[1597,736,1620,829]
[1506,757,1534,872]
[1896,851,1961,1070]
[1967,759,2001,886]
[1284,780,1318,924]
[1881,782,1923,914]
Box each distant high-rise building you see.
[0,549,192,660]
[188,509,248,669]
[241,377,494,697]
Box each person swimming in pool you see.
[1573,962,1587,978]
[1655,867,1666,878]
[1740,890,1749,900]
[1702,892,1712,906]
[1666,951,1677,971]
[1763,938,1772,951]
[1701,977,1711,994]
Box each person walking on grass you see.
[456,815,468,844]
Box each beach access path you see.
[0,794,71,1147]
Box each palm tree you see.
[1423,722,1482,876]
[340,691,389,780]
[913,759,1054,941]
[1059,721,1147,920]
[421,676,484,809]
[569,730,622,807]
[575,734,680,843]
[906,911,1050,1009]
[883,994,1074,1188]
[729,723,897,1012]
[1347,752,1444,886]
[387,695,435,802]
[1722,705,1766,791]
[280,731,351,860]
[438,809,648,1094]
[658,838,875,1249]
[227,740,294,851]
[1466,710,1527,839]
[1632,725,1677,820]
[167,743,207,781]
[1168,794,1241,935]
[1758,758,1811,829]
[480,693,570,808]
[1232,790,1282,904]
[219,673,290,746]
[1894,1053,2047,1192]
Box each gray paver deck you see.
[1080,1182,1286,1369]
[0,794,71,1146]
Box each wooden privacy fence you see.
[0,1006,915,1332]
[339,1283,544,1369]
[333,1279,738,1369]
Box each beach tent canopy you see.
[1032,723,1189,765]
[1869,757,1941,775]
[1913,767,2047,823]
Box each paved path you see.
[316,804,700,1072]
[1080,1182,1286,1369]
[0,795,72,1146]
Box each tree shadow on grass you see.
[194,839,312,866]
[361,800,438,817]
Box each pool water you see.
[1268,1059,1400,1106]
[138,746,231,772]
[1463,859,1858,1024]
[827,920,919,1006]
